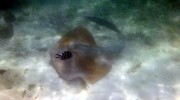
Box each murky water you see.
[0,0,180,100]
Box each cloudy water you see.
[0,0,180,100]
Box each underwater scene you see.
[0,0,180,100]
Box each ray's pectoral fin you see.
[75,55,112,84]
[85,63,111,84]
[57,26,97,47]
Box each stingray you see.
[50,17,125,89]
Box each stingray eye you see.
[56,51,72,60]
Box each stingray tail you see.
[84,16,125,38]
[84,16,125,58]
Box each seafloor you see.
[0,0,180,100]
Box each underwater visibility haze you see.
[0,0,180,100]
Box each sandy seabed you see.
[0,3,180,100]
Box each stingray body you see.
[50,26,124,88]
